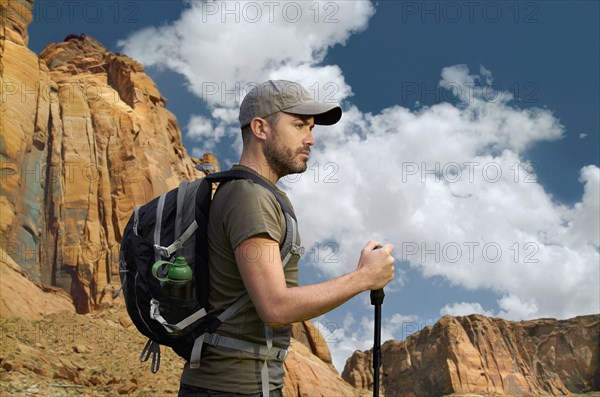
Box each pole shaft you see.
[371,244,384,397]
[373,304,382,397]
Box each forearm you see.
[236,236,394,328]
[262,269,368,327]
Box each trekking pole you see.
[370,245,385,397]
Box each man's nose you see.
[305,129,315,146]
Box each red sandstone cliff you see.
[342,314,600,396]
[0,1,358,395]
[1,0,208,313]
[2,3,598,397]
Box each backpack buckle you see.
[291,245,304,256]
[204,333,221,347]
[154,244,171,258]
[275,349,288,361]
[150,299,161,320]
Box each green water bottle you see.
[152,256,195,325]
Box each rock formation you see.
[284,321,361,396]
[3,2,598,397]
[1,1,359,395]
[1,0,210,313]
[0,247,74,320]
[342,314,600,396]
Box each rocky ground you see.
[443,391,600,397]
[0,301,186,396]
[1,303,599,397]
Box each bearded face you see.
[262,114,314,179]
[264,130,309,178]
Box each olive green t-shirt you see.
[181,165,300,394]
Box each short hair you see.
[241,112,282,145]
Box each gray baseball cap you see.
[239,80,342,128]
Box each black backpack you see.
[117,169,299,373]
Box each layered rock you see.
[1,2,358,394]
[284,321,360,396]
[1,0,209,313]
[0,247,74,320]
[342,314,600,396]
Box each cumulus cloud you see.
[118,0,370,133]
[289,66,598,321]
[440,297,542,321]
[440,302,495,317]
[118,0,599,365]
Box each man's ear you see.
[250,117,268,141]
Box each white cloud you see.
[187,114,224,150]
[440,302,494,317]
[118,1,371,155]
[497,294,539,320]
[117,0,372,124]
[440,296,543,320]
[118,0,599,354]
[567,165,600,249]
[290,66,597,321]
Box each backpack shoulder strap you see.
[153,179,203,259]
[205,170,296,220]
[205,170,299,263]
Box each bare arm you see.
[235,235,395,328]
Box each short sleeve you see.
[218,180,285,250]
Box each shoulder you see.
[217,179,280,206]
[212,179,287,248]
[213,179,287,222]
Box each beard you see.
[264,134,308,179]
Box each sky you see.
[27,0,599,372]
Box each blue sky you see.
[28,1,599,370]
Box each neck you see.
[239,151,279,185]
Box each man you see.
[179,80,395,396]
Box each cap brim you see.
[285,102,342,125]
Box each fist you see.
[357,241,395,291]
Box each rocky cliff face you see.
[1,1,358,395]
[0,247,75,320]
[342,314,600,396]
[1,0,209,313]
[284,321,361,396]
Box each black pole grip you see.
[370,288,385,306]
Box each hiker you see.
[178,80,395,396]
